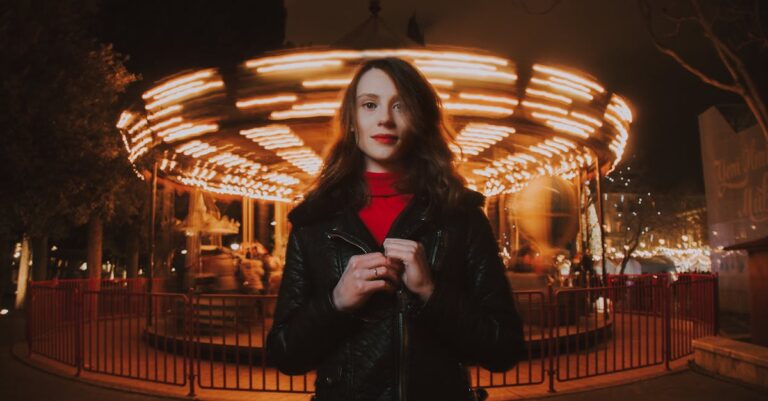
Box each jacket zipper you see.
[326,231,368,401]
[328,228,441,401]
[430,229,443,268]
[327,232,371,254]
[397,288,408,401]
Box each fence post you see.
[75,287,83,377]
[547,284,556,393]
[186,291,196,397]
[664,279,672,371]
[713,274,719,336]
[26,285,33,358]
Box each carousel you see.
[118,4,632,357]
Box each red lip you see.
[372,134,398,144]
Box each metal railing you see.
[26,274,717,396]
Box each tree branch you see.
[638,0,743,94]
[651,38,743,94]
[689,0,768,142]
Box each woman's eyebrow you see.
[357,93,379,99]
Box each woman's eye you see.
[393,103,403,111]
[362,102,377,110]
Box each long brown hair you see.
[304,57,468,217]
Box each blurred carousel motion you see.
[121,9,633,362]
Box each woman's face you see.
[354,68,409,172]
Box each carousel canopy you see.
[116,13,633,202]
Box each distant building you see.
[699,105,767,315]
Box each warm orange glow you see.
[548,77,593,95]
[208,152,261,169]
[236,94,298,109]
[525,88,572,104]
[256,60,343,74]
[529,145,553,157]
[532,112,595,134]
[152,81,206,100]
[127,118,148,134]
[161,123,219,143]
[119,132,131,153]
[545,122,590,138]
[570,111,603,127]
[302,78,352,88]
[150,117,183,132]
[270,108,337,120]
[292,102,341,110]
[246,51,359,68]
[521,101,568,115]
[453,123,513,156]
[117,112,134,129]
[176,140,218,157]
[533,65,605,93]
[530,78,593,101]
[245,49,508,69]
[414,59,498,71]
[143,70,215,99]
[147,105,183,121]
[132,128,152,143]
[459,93,518,106]
[608,99,633,123]
[264,172,300,185]
[145,81,224,110]
[191,166,217,180]
[276,147,323,175]
[419,66,516,82]
[240,125,304,150]
[443,102,513,116]
[118,47,632,197]
[552,136,577,149]
[543,139,570,152]
[426,78,454,87]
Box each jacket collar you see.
[288,187,485,250]
[332,193,431,252]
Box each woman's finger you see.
[364,265,400,283]
[383,242,415,255]
[362,278,396,294]
[352,252,389,271]
[382,248,413,266]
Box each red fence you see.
[26,274,717,396]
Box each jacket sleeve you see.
[413,206,525,372]
[266,226,359,375]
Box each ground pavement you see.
[1,309,765,401]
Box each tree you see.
[639,0,768,143]
[604,163,688,274]
[0,0,139,295]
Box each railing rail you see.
[26,273,718,395]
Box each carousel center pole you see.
[147,159,158,324]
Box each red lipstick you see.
[372,134,398,144]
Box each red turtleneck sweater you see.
[358,171,414,246]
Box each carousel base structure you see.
[141,310,614,364]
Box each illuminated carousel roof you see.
[117,46,633,202]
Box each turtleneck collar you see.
[363,170,403,197]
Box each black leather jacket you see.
[266,188,525,401]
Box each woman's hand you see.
[383,238,434,302]
[332,252,402,312]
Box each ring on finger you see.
[373,266,380,279]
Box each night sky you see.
[105,0,747,193]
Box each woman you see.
[266,58,525,401]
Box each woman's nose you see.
[377,109,394,127]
